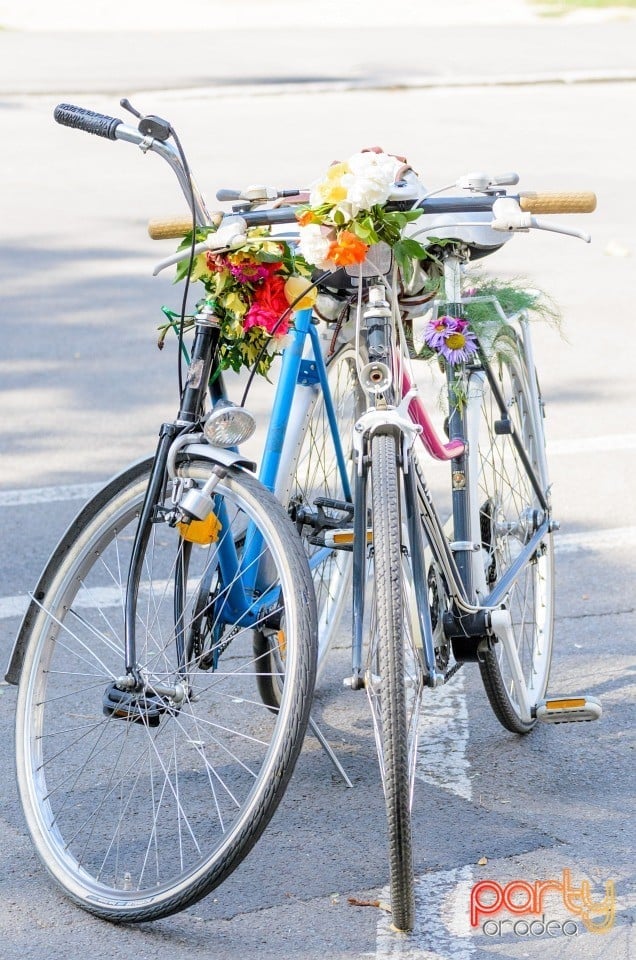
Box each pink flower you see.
[205,252,227,273]
[228,260,281,284]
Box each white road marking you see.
[0,581,168,622]
[375,673,475,956]
[549,433,636,456]
[0,482,103,507]
[374,511,636,955]
[376,866,475,958]
[416,671,471,801]
[555,526,636,554]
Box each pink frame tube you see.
[402,370,465,461]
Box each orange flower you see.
[327,230,368,267]
[296,209,319,227]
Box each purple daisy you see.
[437,326,478,364]
[424,314,478,364]
[423,315,460,350]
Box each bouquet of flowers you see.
[166,228,315,378]
[295,150,428,279]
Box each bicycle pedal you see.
[534,695,602,724]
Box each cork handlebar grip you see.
[518,192,597,214]
[147,213,223,239]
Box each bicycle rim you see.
[470,334,554,732]
[15,459,316,921]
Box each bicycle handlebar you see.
[53,101,596,249]
[55,101,213,225]
[54,103,122,140]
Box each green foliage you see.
[461,274,561,332]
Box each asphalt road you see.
[0,21,635,960]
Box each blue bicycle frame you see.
[257,307,352,503]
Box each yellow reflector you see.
[333,531,354,545]
[177,512,222,545]
[277,630,287,660]
[545,698,586,710]
[330,530,373,546]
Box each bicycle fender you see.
[173,443,255,474]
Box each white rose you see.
[347,177,391,214]
[347,151,402,185]
[298,223,334,269]
[345,152,404,213]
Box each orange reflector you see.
[331,530,373,547]
[333,531,354,545]
[177,512,222,545]
[545,698,586,710]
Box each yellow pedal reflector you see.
[545,698,586,710]
[325,529,372,547]
[535,695,602,724]
[333,531,354,546]
[177,512,222,545]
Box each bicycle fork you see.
[349,285,446,689]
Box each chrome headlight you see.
[203,402,256,448]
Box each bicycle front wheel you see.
[469,331,554,733]
[15,457,317,922]
[366,432,417,932]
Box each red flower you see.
[243,274,291,335]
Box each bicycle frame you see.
[254,281,552,709]
[73,113,551,715]
[259,307,352,505]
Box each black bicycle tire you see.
[370,431,415,932]
[15,457,317,922]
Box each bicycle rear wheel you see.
[365,431,418,932]
[469,331,554,733]
[15,457,316,922]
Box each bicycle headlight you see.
[203,402,256,448]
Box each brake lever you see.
[530,217,591,243]
[490,197,591,242]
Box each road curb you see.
[3,68,635,101]
[134,68,636,100]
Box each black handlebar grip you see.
[54,103,122,140]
